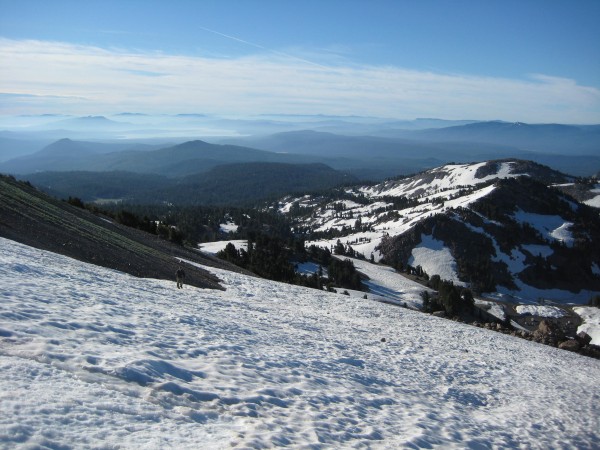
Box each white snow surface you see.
[340,256,433,309]
[487,277,597,306]
[362,162,518,199]
[219,222,239,234]
[198,240,247,254]
[515,305,567,318]
[583,185,600,208]
[1,237,600,449]
[474,300,507,322]
[513,210,574,247]
[574,306,600,346]
[408,234,463,285]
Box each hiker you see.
[176,266,186,289]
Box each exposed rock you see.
[559,340,581,352]
[537,320,555,335]
[432,311,446,318]
[576,331,592,347]
[533,320,564,346]
[580,344,600,359]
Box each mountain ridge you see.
[280,159,600,303]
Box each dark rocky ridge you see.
[0,175,250,290]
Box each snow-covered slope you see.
[1,237,599,449]
[583,185,600,208]
[361,161,519,199]
[281,159,599,303]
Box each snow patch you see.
[489,278,596,305]
[219,221,238,233]
[343,256,432,309]
[513,210,574,247]
[583,185,600,208]
[408,234,462,285]
[474,300,507,322]
[574,306,600,345]
[515,305,567,318]
[198,240,247,254]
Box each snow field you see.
[515,305,567,319]
[474,300,507,322]
[513,210,575,247]
[582,184,600,208]
[1,237,599,449]
[336,256,433,309]
[574,307,600,345]
[408,234,463,285]
[198,239,248,254]
[219,221,239,233]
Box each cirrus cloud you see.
[1,38,599,123]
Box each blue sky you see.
[1,0,599,122]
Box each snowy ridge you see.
[294,163,512,259]
[279,159,599,303]
[361,161,518,199]
[1,237,599,448]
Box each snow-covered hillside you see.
[280,159,600,303]
[1,237,599,449]
[361,161,519,199]
[290,161,563,263]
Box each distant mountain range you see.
[1,116,599,177]
[0,138,324,177]
[223,126,600,178]
[401,121,600,154]
[0,116,600,181]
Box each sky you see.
[1,0,599,122]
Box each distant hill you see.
[46,115,133,131]
[0,138,328,177]
[0,136,52,162]
[0,138,167,174]
[225,126,600,177]
[406,121,600,154]
[21,170,173,202]
[2,117,599,178]
[20,162,357,206]
[166,162,357,206]
[224,130,531,179]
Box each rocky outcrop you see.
[532,320,565,347]
[558,340,581,352]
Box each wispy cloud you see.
[1,38,599,122]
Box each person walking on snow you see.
[176,266,186,289]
